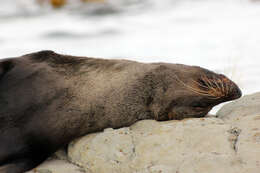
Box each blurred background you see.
[0,0,260,113]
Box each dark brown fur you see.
[0,51,241,173]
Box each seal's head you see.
[150,64,242,120]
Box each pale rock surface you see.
[216,92,260,172]
[233,114,260,173]
[67,118,242,173]
[217,92,260,121]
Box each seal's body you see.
[0,51,241,173]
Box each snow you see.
[0,0,260,113]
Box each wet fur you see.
[0,51,241,172]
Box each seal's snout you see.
[228,80,242,100]
[174,72,242,102]
[234,86,242,99]
[218,75,242,101]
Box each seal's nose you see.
[218,74,242,101]
[231,85,242,100]
[225,79,242,101]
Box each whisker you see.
[212,78,222,93]
[173,74,222,99]
[206,76,226,98]
[202,76,222,96]
[202,76,214,87]
[201,76,219,93]
[218,78,225,94]
[224,81,228,96]
[191,79,209,90]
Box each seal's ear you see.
[0,60,14,80]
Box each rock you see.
[227,114,260,173]
[216,91,260,172]
[68,127,135,173]
[68,118,244,173]
[217,92,260,121]
[26,159,84,173]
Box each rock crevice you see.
[228,127,242,153]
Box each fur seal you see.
[0,50,241,173]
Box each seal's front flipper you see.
[0,159,37,173]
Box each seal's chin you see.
[167,106,212,120]
[192,106,212,118]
